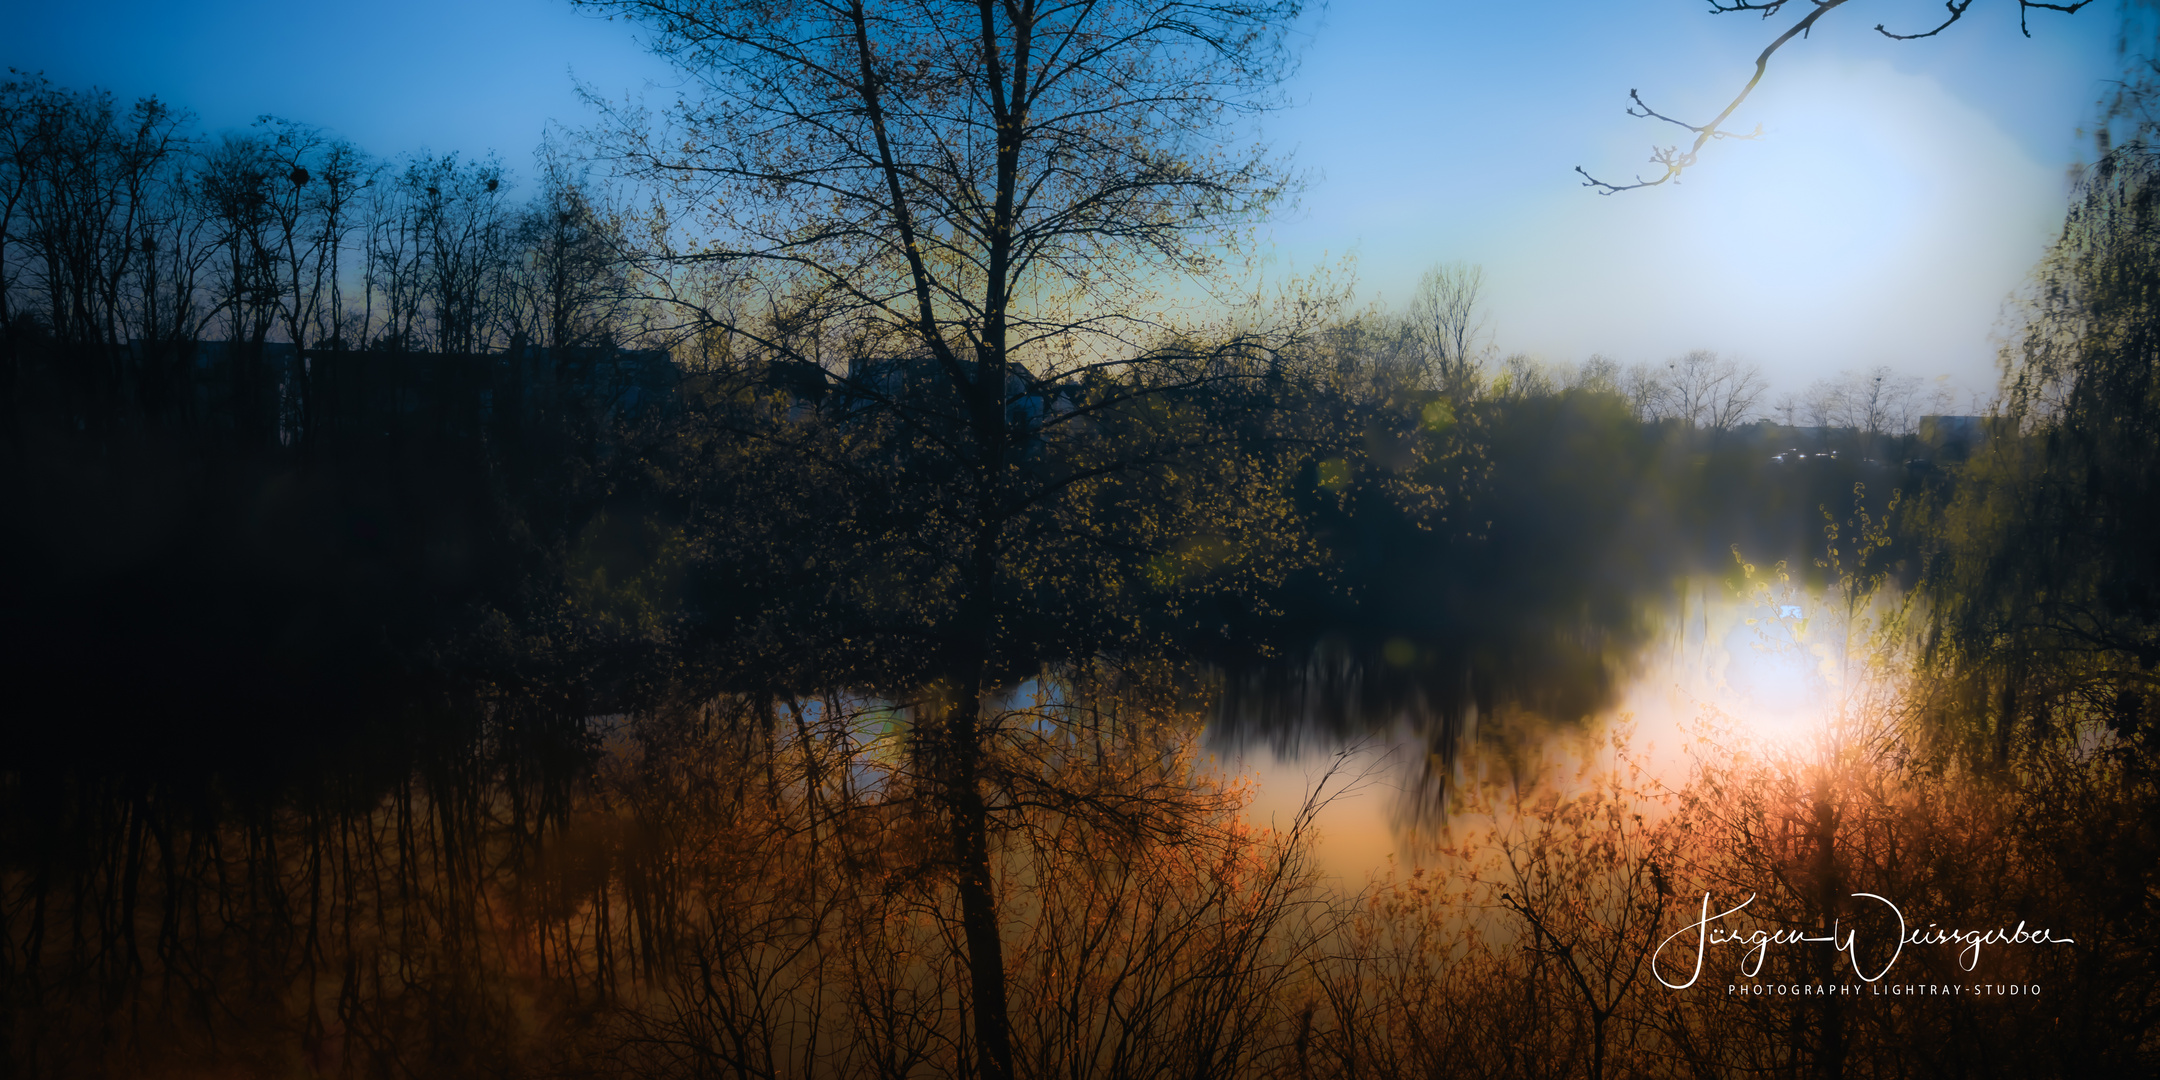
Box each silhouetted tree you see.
[508,145,630,351]
[574,2,1340,1075]
[247,118,369,360]
[0,74,192,404]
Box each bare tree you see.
[2,76,191,399]
[0,78,30,378]
[411,154,513,356]
[130,136,218,418]
[575,3,1310,1078]
[1622,360,1671,422]
[1803,364,1940,455]
[1665,349,1766,433]
[360,161,424,352]
[507,143,631,351]
[1405,261,1488,396]
[198,133,282,355]
[1567,353,1623,396]
[250,118,369,357]
[1617,350,1764,431]
[355,153,514,354]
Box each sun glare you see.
[1488,57,2060,397]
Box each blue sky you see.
[6,0,2123,397]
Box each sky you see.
[1259,2,2120,401]
[4,0,2125,399]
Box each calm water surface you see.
[1215,575,1862,882]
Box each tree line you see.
[0,71,650,431]
[1340,262,1958,462]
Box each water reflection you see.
[1213,573,1859,881]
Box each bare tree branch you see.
[1579,0,2093,192]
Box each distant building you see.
[1918,415,1987,460]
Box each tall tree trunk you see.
[949,698,1013,1080]
[949,533,1013,1080]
